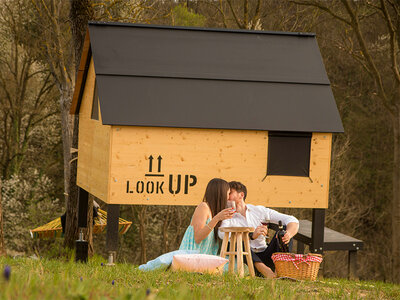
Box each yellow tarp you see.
[30,209,132,239]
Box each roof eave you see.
[88,21,316,37]
[70,29,92,115]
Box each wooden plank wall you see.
[76,58,111,202]
[108,126,332,208]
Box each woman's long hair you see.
[203,178,229,240]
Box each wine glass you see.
[260,217,270,242]
[227,201,236,213]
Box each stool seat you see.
[220,227,254,232]
[219,227,255,277]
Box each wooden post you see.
[348,250,357,280]
[311,209,325,277]
[311,209,325,254]
[106,204,120,263]
[78,188,89,228]
[76,188,89,262]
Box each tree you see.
[28,0,168,252]
[171,4,206,27]
[0,0,61,256]
[198,0,263,29]
[0,180,5,256]
[293,0,400,284]
[0,0,57,179]
[64,0,94,252]
[26,0,80,249]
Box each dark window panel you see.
[267,132,312,177]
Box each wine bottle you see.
[277,220,289,252]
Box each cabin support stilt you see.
[76,188,89,262]
[106,204,120,265]
[311,209,325,276]
[311,209,325,254]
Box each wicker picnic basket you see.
[272,253,323,281]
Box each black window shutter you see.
[267,131,312,177]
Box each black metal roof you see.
[77,22,344,132]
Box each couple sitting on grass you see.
[179,178,299,278]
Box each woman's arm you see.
[191,202,233,244]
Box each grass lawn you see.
[0,256,399,299]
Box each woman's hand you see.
[215,208,235,221]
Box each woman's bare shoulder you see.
[193,202,211,218]
[197,202,209,210]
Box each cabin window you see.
[267,131,312,177]
[91,80,99,120]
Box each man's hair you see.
[229,181,247,201]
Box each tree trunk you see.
[133,205,147,264]
[391,110,400,283]
[83,194,94,256]
[64,0,94,249]
[60,88,72,203]
[0,180,6,256]
[62,93,79,249]
[162,206,171,253]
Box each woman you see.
[179,178,234,255]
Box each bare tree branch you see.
[227,0,243,29]
[380,0,400,85]
[292,0,352,25]
[340,0,394,114]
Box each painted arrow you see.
[157,155,162,172]
[148,155,153,172]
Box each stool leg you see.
[229,233,237,273]
[220,232,229,258]
[237,233,244,277]
[243,233,255,277]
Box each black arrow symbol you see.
[157,155,162,172]
[148,155,153,172]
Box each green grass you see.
[0,256,398,299]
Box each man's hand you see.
[281,231,292,244]
[282,222,298,244]
[252,225,268,239]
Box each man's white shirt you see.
[218,204,299,251]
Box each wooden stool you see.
[219,227,255,277]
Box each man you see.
[218,181,299,278]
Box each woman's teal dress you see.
[179,218,219,255]
[138,218,220,271]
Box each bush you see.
[1,169,63,256]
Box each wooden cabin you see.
[70,22,348,264]
[71,22,343,210]
[71,22,344,209]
